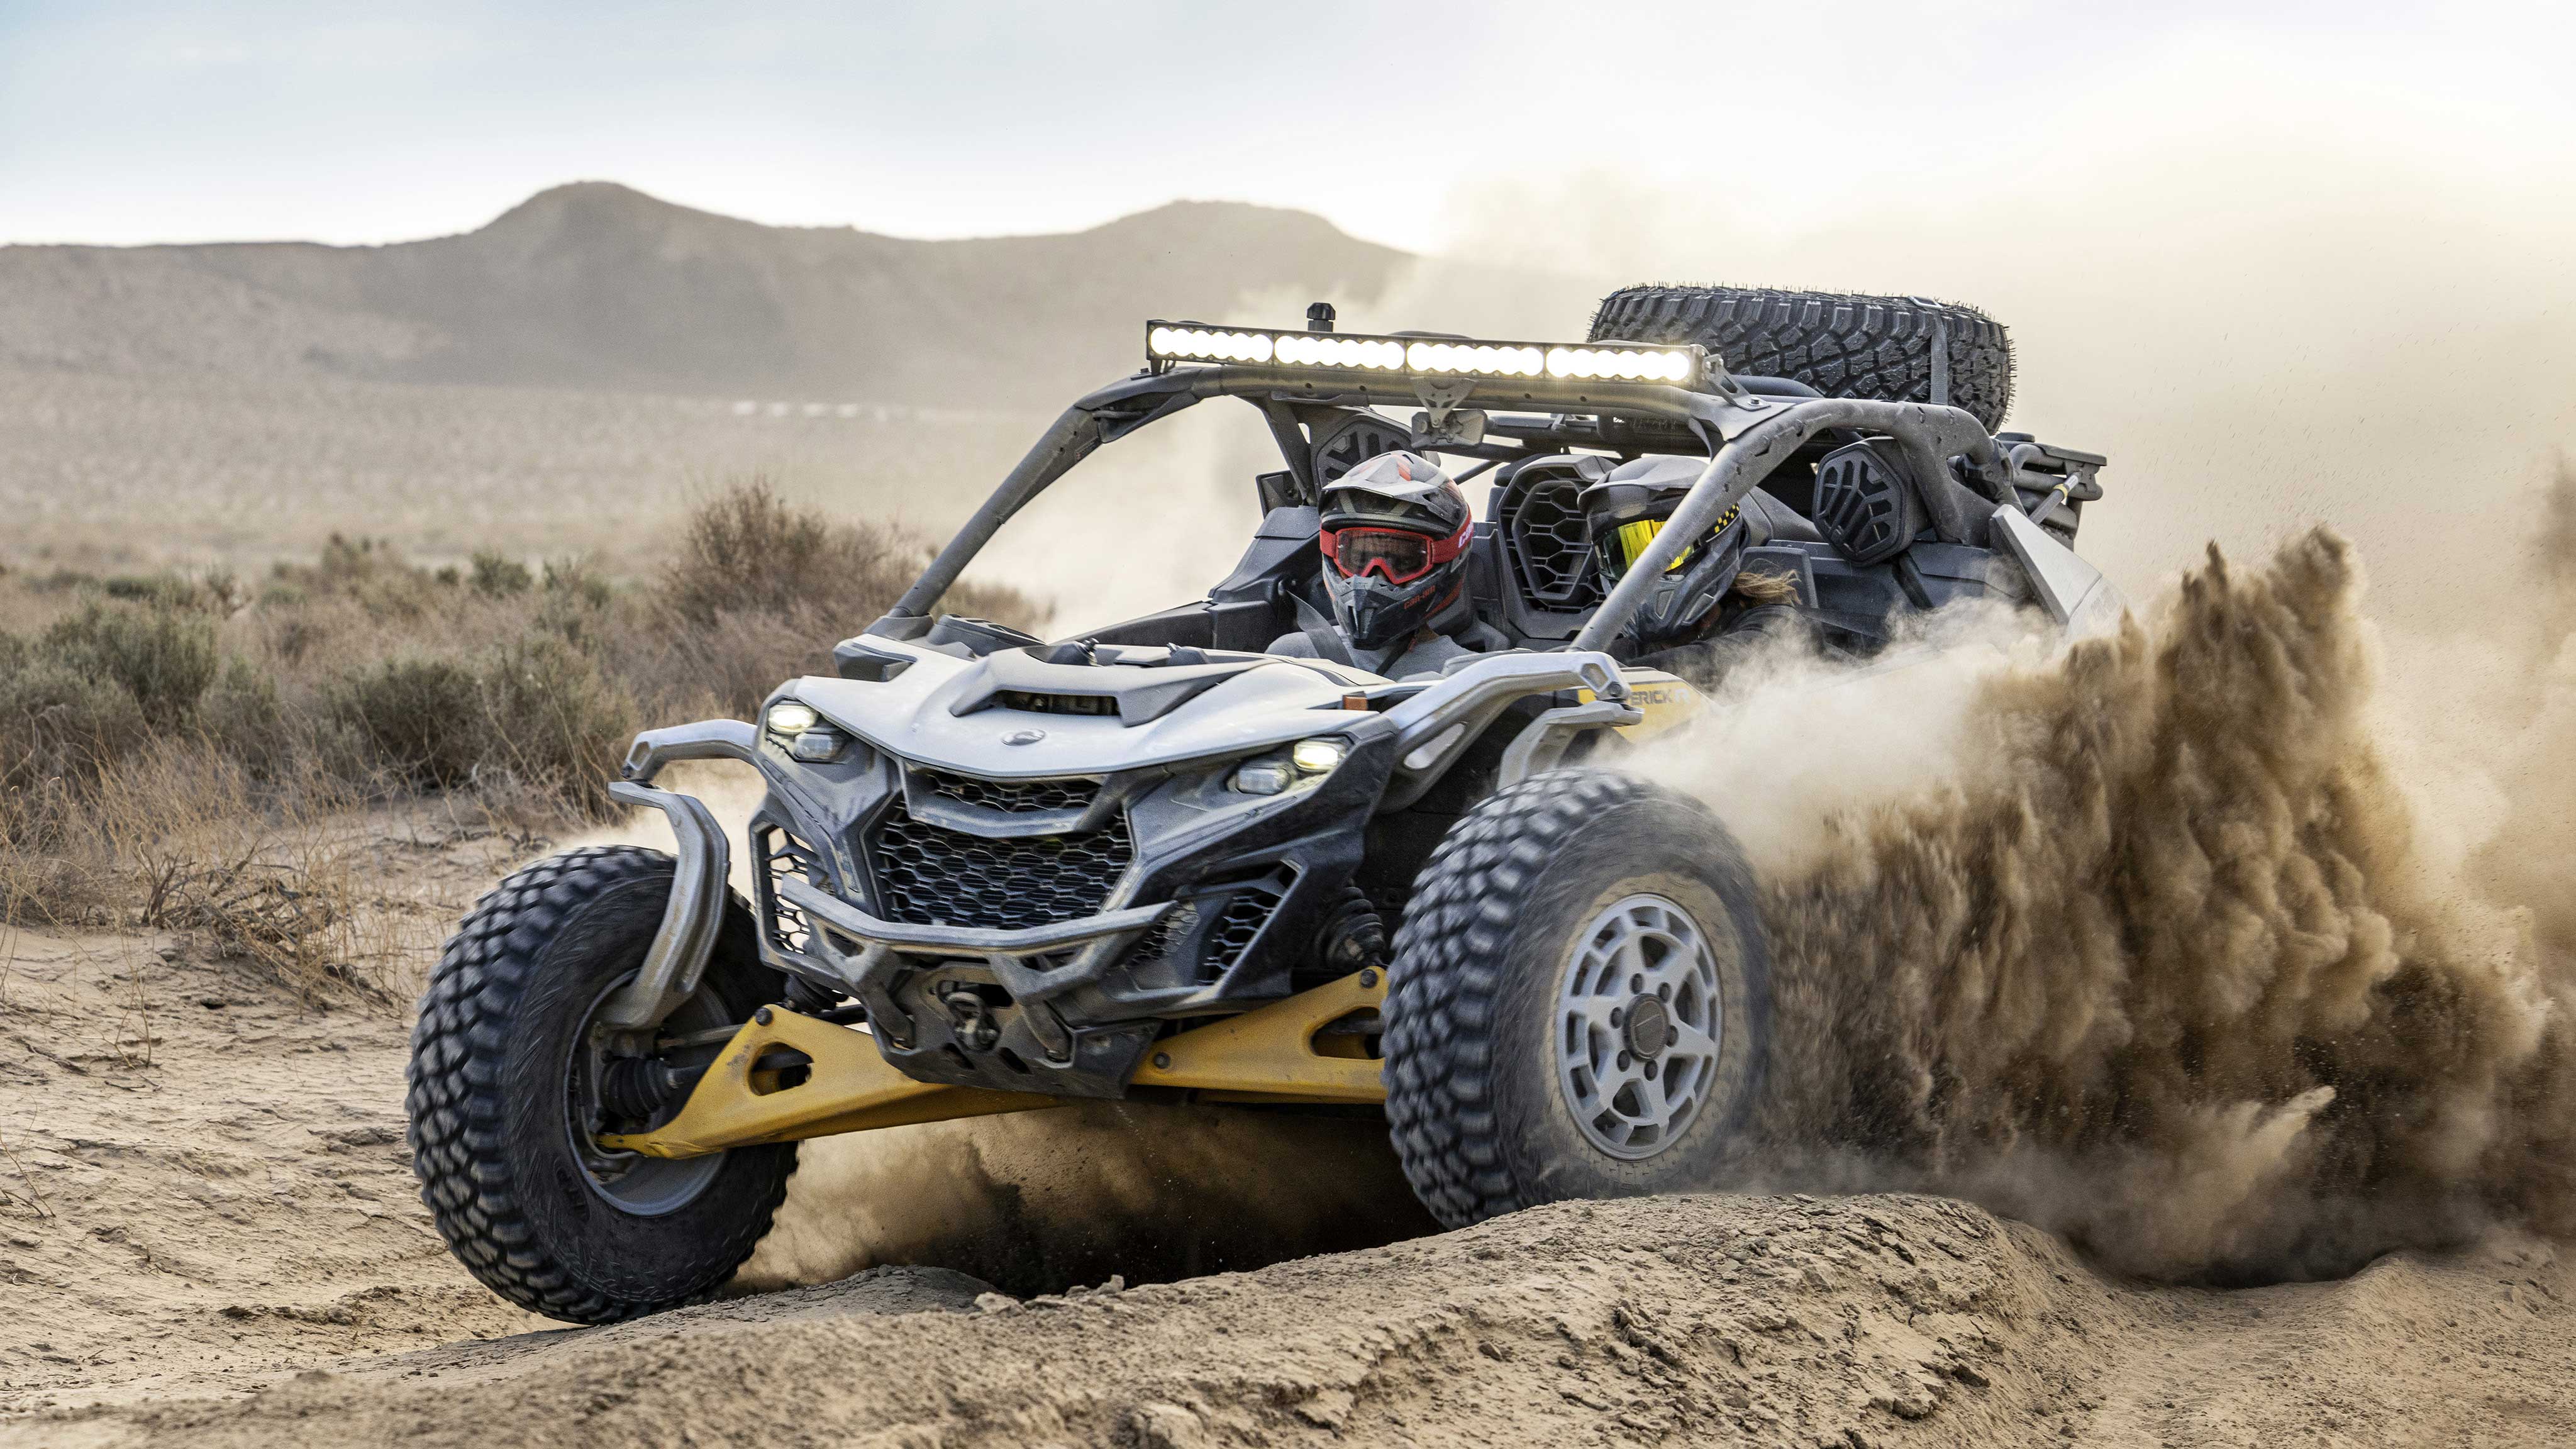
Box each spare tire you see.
[1590,285,2014,431]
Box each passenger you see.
[1270,450,1508,679]
[1578,457,1813,686]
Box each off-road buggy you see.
[408,285,2120,1323]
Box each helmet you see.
[1579,455,1748,648]
[1318,450,1473,652]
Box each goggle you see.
[1322,521,1469,584]
[1593,503,1738,584]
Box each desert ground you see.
[6,896,2570,1447]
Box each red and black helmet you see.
[1318,451,1472,651]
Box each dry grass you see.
[0,478,1046,997]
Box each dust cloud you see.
[1642,482,2576,1282]
[735,1102,1433,1297]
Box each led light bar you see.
[1145,322,1704,386]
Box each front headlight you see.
[788,727,845,763]
[766,701,818,736]
[1290,738,1348,774]
[1231,760,1295,796]
[1232,737,1348,796]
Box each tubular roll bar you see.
[867,364,2006,653]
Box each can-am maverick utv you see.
[408,286,2119,1323]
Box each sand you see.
[4,826,2571,1446]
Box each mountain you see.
[0,182,1411,408]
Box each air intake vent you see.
[1811,441,1926,566]
[996,691,1118,717]
[757,823,824,955]
[918,768,1098,815]
[869,798,1131,931]
[1497,467,1602,608]
[1205,887,1282,973]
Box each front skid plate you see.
[599,970,1387,1160]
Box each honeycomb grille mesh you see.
[870,797,1131,930]
[1207,891,1279,971]
[919,768,1099,814]
[1125,902,1197,968]
[1501,470,1602,608]
[758,824,823,955]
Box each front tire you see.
[406,845,797,1324]
[1382,771,1770,1227]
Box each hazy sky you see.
[5,0,2570,253]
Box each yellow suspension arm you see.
[599,970,1387,1160]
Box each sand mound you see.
[17,1189,2573,1448]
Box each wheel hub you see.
[1621,994,1672,1058]
[566,974,729,1216]
[1552,893,1725,1160]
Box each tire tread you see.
[404,845,794,1324]
[1589,284,2014,431]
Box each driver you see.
[1270,450,1507,678]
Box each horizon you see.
[6,1,2571,255]
[0,177,1407,255]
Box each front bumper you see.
[634,712,1402,1098]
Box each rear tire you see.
[406,845,797,1324]
[1591,284,2014,431]
[1382,770,1770,1228]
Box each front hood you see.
[790,642,1382,779]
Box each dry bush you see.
[330,656,487,789]
[660,477,917,627]
[629,475,1045,714]
[87,743,404,1004]
[0,476,1045,943]
[477,632,636,816]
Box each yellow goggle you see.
[1612,519,1693,578]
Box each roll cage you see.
[863,323,2058,657]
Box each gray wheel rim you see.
[563,975,727,1216]
[1553,892,1724,1161]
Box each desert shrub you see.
[542,556,612,609]
[0,477,1051,929]
[280,534,445,619]
[42,600,220,719]
[330,656,487,789]
[87,742,399,1002]
[0,636,139,920]
[198,655,286,770]
[0,648,152,780]
[658,477,921,628]
[646,478,1044,709]
[472,550,533,597]
[613,608,828,719]
[479,633,634,816]
[101,569,242,615]
[534,556,616,646]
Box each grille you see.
[1126,902,1198,967]
[1206,891,1280,972]
[870,797,1131,930]
[996,691,1118,718]
[1501,470,1602,608]
[758,824,824,955]
[918,767,1099,815]
[1123,888,1281,983]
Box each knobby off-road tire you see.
[407,845,797,1324]
[1591,284,2014,431]
[1382,770,1770,1228]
